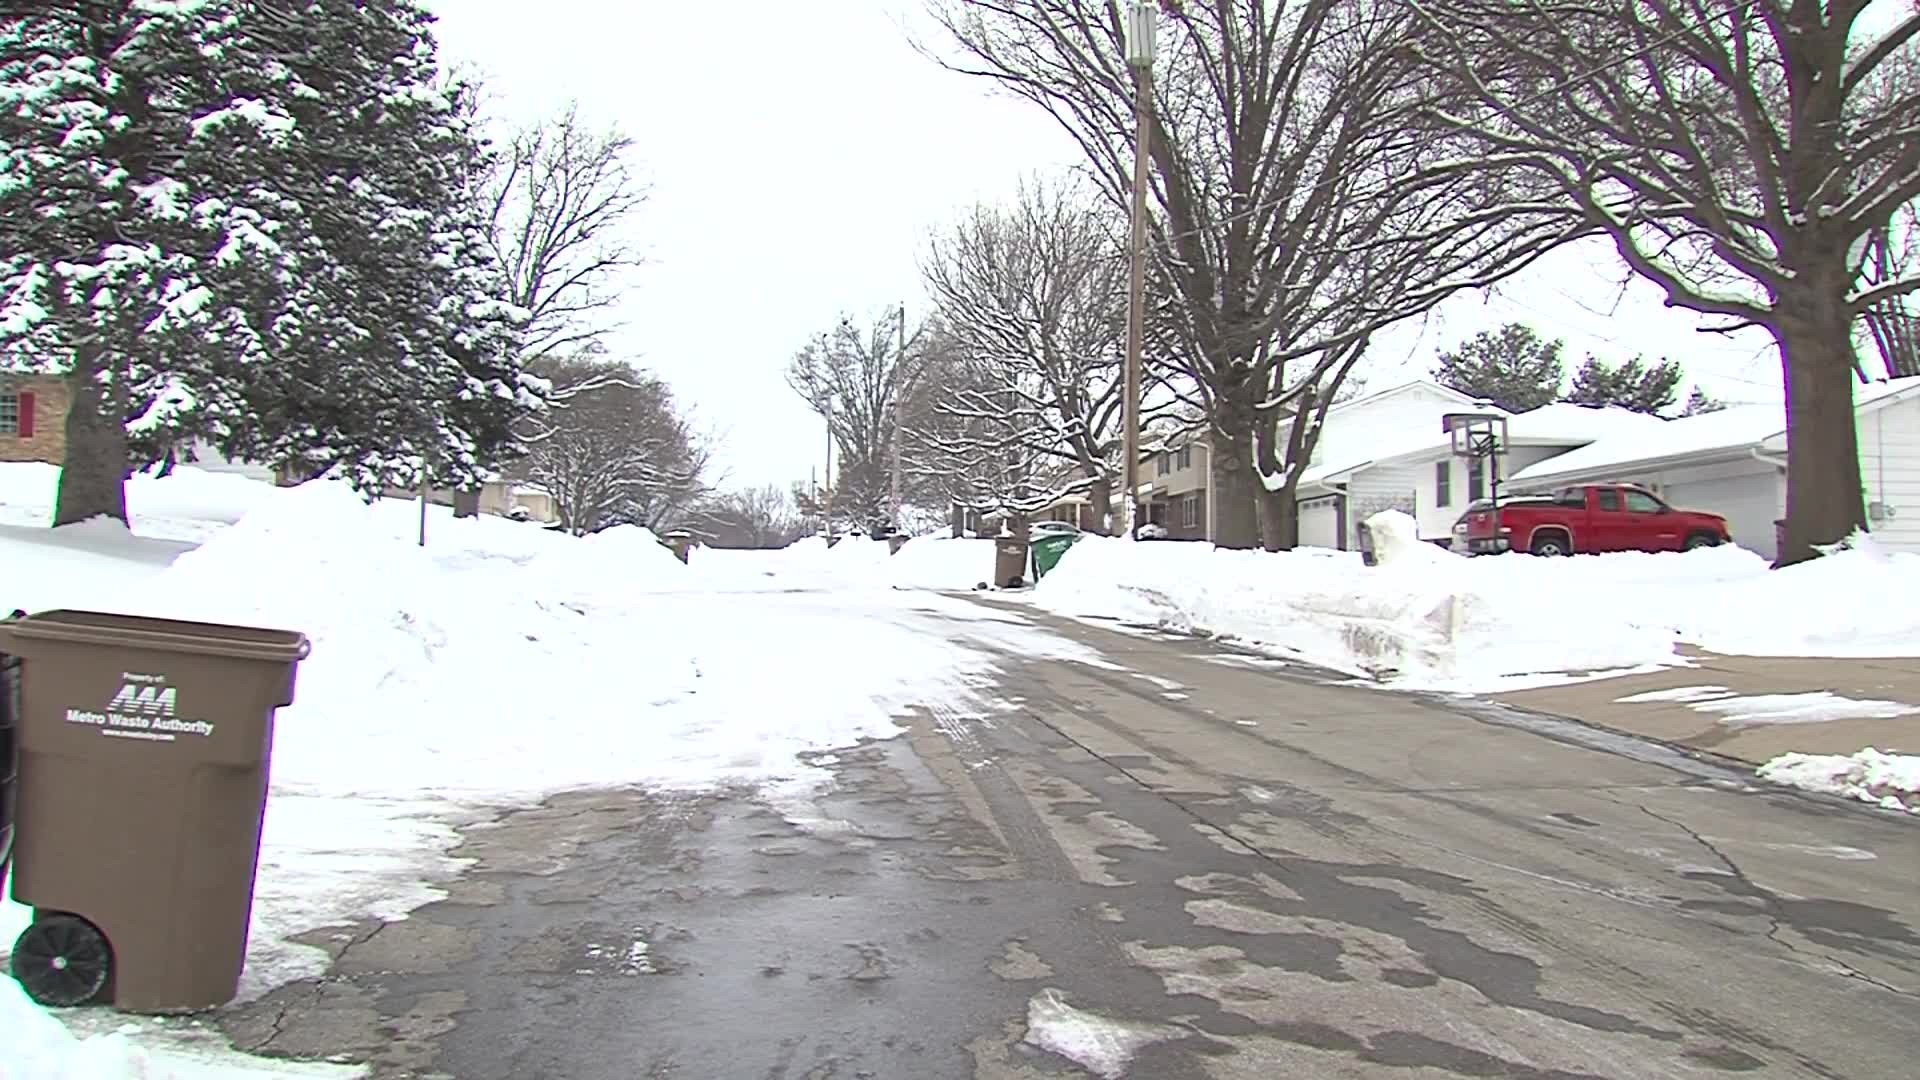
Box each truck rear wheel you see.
[1529,533,1571,557]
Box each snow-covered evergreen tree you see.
[0,0,537,524]
[204,1,537,492]
[0,1,306,524]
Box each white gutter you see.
[1751,447,1788,469]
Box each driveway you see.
[220,599,1920,1079]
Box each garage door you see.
[1297,497,1342,550]
[1663,472,1781,560]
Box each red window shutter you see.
[15,392,32,437]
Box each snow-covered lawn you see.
[1029,512,1920,690]
[0,468,1077,1076]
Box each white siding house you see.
[1855,386,1920,551]
[1507,377,1920,560]
[1294,379,1492,548]
[1291,384,1667,548]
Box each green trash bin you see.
[1030,533,1080,580]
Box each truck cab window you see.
[1624,491,1663,514]
[1597,489,1621,512]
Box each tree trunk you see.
[950,502,965,538]
[1087,475,1113,536]
[452,488,482,518]
[1256,479,1301,552]
[1210,430,1261,549]
[1252,405,1301,552]
[53,360,130,528]
[1776,303,1868,566]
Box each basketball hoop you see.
[1441,412,1508,460]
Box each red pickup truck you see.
[1464,484,1732,556]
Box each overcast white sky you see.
[424,0,1783,492]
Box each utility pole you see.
[824,395,835,543]
[890,302,906,528]
[1123,1,1156,541]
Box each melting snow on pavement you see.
[1615,686,1920,725]
[0,466,1093,1075]
[1023,988,1182,1079]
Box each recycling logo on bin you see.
[64,671,216,742]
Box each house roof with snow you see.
[1298,398,1664,488]
[1293,379,1498,487]
[1508,376,1920,487]
[1321,377,1488,419]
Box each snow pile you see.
[884,536,996,591]
[687,535,998,593]
[0,977,359,1080]
[1683,535,1920,656]
[1,980,160,1080]
[1033,511,1920,690]
[1034,512,1674,689]
[527,522,688,590]
[1758,749,1920,814]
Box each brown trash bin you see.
[0,649,17,909]
[994,537,1029,588]
[0,609,310,1014]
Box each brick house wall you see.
[0,375,68,465]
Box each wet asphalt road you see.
[221,598,1919,1079]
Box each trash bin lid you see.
[2,610,311,663]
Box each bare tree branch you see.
[514,355,705,534]
[1410,0,1920,562]
[478,102,648,361]
[926,0,1580,549]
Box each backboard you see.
[1441,412,1508,459]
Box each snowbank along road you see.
[216,590,1919,1080]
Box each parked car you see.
[1463,484,1732,556]
[1029,521,1082,539]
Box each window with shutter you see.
[0,392,19,436]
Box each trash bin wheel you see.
[11,913,113,1007]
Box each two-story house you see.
[1141,435,1212,539]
